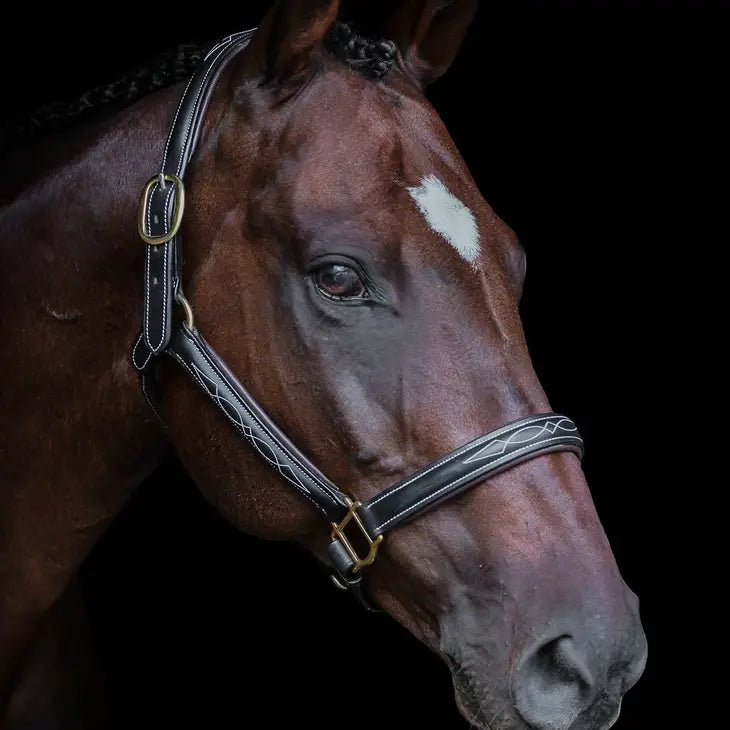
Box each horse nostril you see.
[513,636,595,730]
[544,636,594,687]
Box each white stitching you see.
[167,349,324,515]
[140,374,166,426]
[367,415,562,507]
[144,242,169,352]
[143,181,170,352]
[182,330,340,500]
[180,329,344,504]
[203,31,250,61]
[162,76,196,173]
[174,43,231,176]
[143,180,169,352]
[203,36,235,61]
[143,181,158,350]
[374,435,583,532]
[143,245,152,349]
[163,185,174,235]
[159,241,169,349]
[146,182,155,235]
[145,40,237,352]
[163,32,251,174]
[463,419,578,463]
[146,33,253,352]
[132,335,152,370]
[148,186,175,352]
[189,362,310,493]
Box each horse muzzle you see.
[448,611,647,730]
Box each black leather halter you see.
[132,29,584,608]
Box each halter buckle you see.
[331,500,383,574]
[138,174,186,245]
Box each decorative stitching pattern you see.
[189,362,311,492]
[463,418,579,464]
[132,334,152,371]
[166,348,325,515]
[180,329,345,505]
[374,434,583,533]
[367,414,564,508]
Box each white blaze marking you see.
[407,174,480,264]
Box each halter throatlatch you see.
[132,29,584,610]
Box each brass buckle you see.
[138,173,185,245]
[331,500,383,574]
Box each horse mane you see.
[0,22,397,149]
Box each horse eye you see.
[313,264,368,301]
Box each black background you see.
[4,1,722,728]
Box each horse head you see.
[156,2,647,728]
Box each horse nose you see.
[514,636,595,730]
[513,628,647,730]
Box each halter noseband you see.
[131,30,583,609]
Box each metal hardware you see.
[331,500,384,573]
[176,293,195,330]
[138,174,185,245]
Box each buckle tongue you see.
[331,499,383,573]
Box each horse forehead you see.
[277,90,404,211]
[407,175,480,265]
[290,89,402,168]
[272,73,496,248]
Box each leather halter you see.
[132,29,584,608]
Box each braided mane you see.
[1,22,397,149]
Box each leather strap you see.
[167,325,352,522]
[163,324,582,583]
[327,414,583,579]
[357,414,583,537]
[139,31,255,354]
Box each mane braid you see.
[324,22,397,80]
[1,22,397,148]
[1,43,207,149]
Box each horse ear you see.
[253,0,340,88]
[384,0,478,87]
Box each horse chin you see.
[450,669,520,730]
[452,684,512,730]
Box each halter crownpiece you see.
[131,29,584,609]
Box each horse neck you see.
[0,83,192,489]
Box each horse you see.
[0,1,647,728]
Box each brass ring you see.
[176,293,195,330]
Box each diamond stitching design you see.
[463,419,579,465]
[190,362,310,495]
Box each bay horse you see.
[0,1,647,728]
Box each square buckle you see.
[331,500,383,574]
